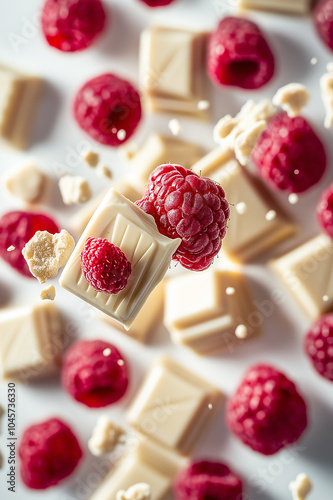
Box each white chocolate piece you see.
[270,234,333,321]
[40,285,56,301]
[168,119,182,136]
[320,71,333,129]
[273,83,310,118]
[236,0,311,15]
[97,165,113,179]
[289,473,312,500]
[60,189,180,329]
[23,229,75,284]
[127,357,223,454]
[88,416,126,456]
[83,150,99,167]
[117,484,151,500]
[2,162,48,204]
[234,120,266,166]
[59,175,92,205]
[0,64,42,150]
[191,144,236,177]
[7,245,15,252]
[0,302,64,381]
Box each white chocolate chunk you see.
[236,0,311,15]
[168,118,182,136]
[2,162,48,204]
[198,100,210,110]
[320,71,333,129]
[7,246,15,252]
[117,129,127,141]
[88,416,126,456]
[273,83,310,117]
[59,175,92,205]
[117,484,151,500]
[289,473,312,500]
[97,165,113,179]
[40,285,56,301]
[83,150,99,167]
[23,229,75,284]
[234,120,266,166]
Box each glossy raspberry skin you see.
[81,237,131,293]
[207,17,275,90]
[305,314,333,382]
[252,112,327,194]
[41,0,106,52]
[18,418,82,489]
[136,164,230,271]
[73,73,142,146]
[62,339,129,407]
[226,364,307,455]
[0,211,59,277]
[317,183,333,238]
[314,0,333,51]
[139,0,175,6]
[174,461,243,500]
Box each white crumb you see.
[289,473,312,500]
[116,483,151,500]
[273,83,310,117]
[59,175,92,205]
[168,118,182,136]
[88,416,126,456]
[40,285,56,301]
[83,150,99,168]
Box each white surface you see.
[0,1,332,500]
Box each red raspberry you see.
[317,183,333,238]
[207,17,275,90]
[174,461,243,500]
[62,339,129,407]
[0,211,59,278]
[304,314,333,382]
[18,417,82,489]
[81,237,131,293]
[252,112,327,194]
[314,0,333,51]
[73,73,142,147]
[41,0,106,52]
[226,364,307,455]
[136,165,230,271]
[138,0,175,6]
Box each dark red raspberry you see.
[226,364,307,455]
[73,73,142,147]
[317,183,333,238]
[41,0,106,52]
[304,314,333,382]
[314,0,333,51]
[174,461,243,500]
[81,237,131,293]
[62,339,129,407]
[138,0,175,6]
[0,211,59,278]
[136,165,230,271]
[252,112,327,194]
[207,17,275,90]
[18,418,82,489]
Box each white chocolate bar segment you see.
[60,189,180,329]
[236,0,311,15]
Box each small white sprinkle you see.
[235,324,248,339]
[103,348,111,357]
[117,359,125,366]
[198,100,210,111]
[311,57,318,65]
[288,193,299,205]
[323,295,329,302]
[226,287,235,295]
[208,403,213,410]
[117,129,126,141]
[168,118,182,136]
[265,210,277,221]
[235,202,247,214]
[7,246,15,252]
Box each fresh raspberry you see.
[314,0,333,51]
[62,339,129,407]
[81,237,131,293]
[174,461,243,500]
[138,0,175,6]
[18,418,82,489]
[304,314,333,382]
[41,0,106,52]
[136,165,230,271]
[73,73,142,146]
[317,183,333,238]
[252,112,327,194]
[207,17,275,90]
[0,211,59,278]
[226,364,307,455]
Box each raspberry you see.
[226,364,307,455]
[252,112,327,194]
[138,0,175,6]
[174,461,243,500]
[81,237,131,293]
[314,0,333,51]
[317,183,333,238]
[304,314,333,382]
[41,0,106,52]
[207,17,275,90]
[73,73,142,147]
[0,211,59,278]
[62,339,129,407]
[18,418,82,489]
[136,165,230,271]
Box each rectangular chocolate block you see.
[237,0,311,15]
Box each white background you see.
[0,0,332,499]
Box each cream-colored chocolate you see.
[127,357,223,454]
[59,175,92,205]
[273,83,310,118]
[140,27,208,118]
[2,162,48,204]
[88,416,126,456]
[320,68,333,129]
[83,150,99,167]
[97,165,112,179]
[289,473,312,500]
[60,189,180,329]
[101,281,164,343]
[40,284,56,301]
[191,145,236,178]
[117,484,151,500]
[237,0,311,14]
[0,302,64,381]
[270,234,333,321]
[234,120,266,166]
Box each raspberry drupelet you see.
[174,461,243,500]
[252,112,327,194]
[226,364,307,455]
[305,314,333,382]
[62,339,129,407]
[314,0,333,51]
[18,418,82,489]
[317,183,333,238]
[207,17,275,90]
[136,164,230,271]
[41,0,106,52]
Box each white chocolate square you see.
[60,189,180,329]
[237,0,311,15]
[2,162,48,204]
[270,234,333,321]
[127,357,223,454]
